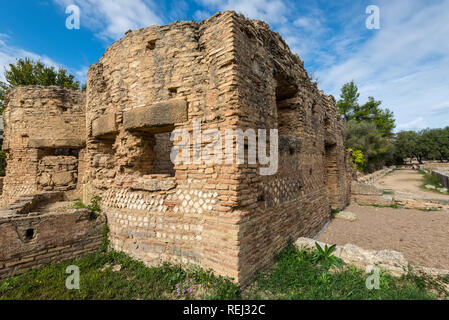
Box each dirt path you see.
[374,169,449,200]
[316,204,449,270]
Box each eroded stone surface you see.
[0,86,86,206]
[335,211,356,222]
[295,237,408,276]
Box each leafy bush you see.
[87,196,101,213]
[349,148,366,172]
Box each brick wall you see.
[1,86,86,206]
[0,193,105,279]
[0,11,352,285]
[83,11,351,285]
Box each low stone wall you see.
[296,237,407,276]
[295,237,449,279]
[431,170,449,189]
[350,167,396,205]
[350,181,393,205]
[0,193,105,279]
[356,167,395,184]
[422,162,449,170]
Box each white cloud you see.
[0,40,61,82]
[0,36,84,84]
[396,117,427,131]
[74,65,89,84]
[196,0,288,25]
[293,17,321,30]
[53,0,163,41]
[315,0,449,130]
[193,10,211,21]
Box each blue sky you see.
[1,0,448,131]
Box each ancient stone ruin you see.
[0,11,352,284]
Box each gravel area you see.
[374,169,449,200]
[316,203,449,270]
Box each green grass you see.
[72,197,102,221]
[0,250,240,300]
[1,240,447,300]
[419,172,449,196]
[419,207,441,212]
[330,209,340,219]
[0,225,239,300]
[357,202,401,209]
[243,242,448,300]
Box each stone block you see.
[52,172,74,186]
[351,181,383,196]
[92,113,117,138]
[130,177,177,192]
[334,211,356,222]
[28,138,85,149]
[123,99,188,131]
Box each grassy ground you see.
[418,170,449,195]
[1,239,447,300]
[244,243,448,300]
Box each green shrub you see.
[312,243,345,271]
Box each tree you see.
[337,81,396,172]
[0,58,81,114]
[393,131,419,163]
[355,97,395,138]
[427,127,449,162]
[393,128,449,164]
[336,80,359,122]
[346,120,387,172]
[337,81,395,139]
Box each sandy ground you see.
[374,169,449,200]
[316,203,449,270]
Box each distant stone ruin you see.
[0,11,352,284]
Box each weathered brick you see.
[0,11,352,287]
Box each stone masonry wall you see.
[1,86,86,206]
[83,11,351,285]
[84,12,243,279]
[431,170,449,189]
[0,193,105,279]
[229,14,350,283]
[0,11,351,285]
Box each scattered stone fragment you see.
[112,264,122,272]
[335,211,357,222]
